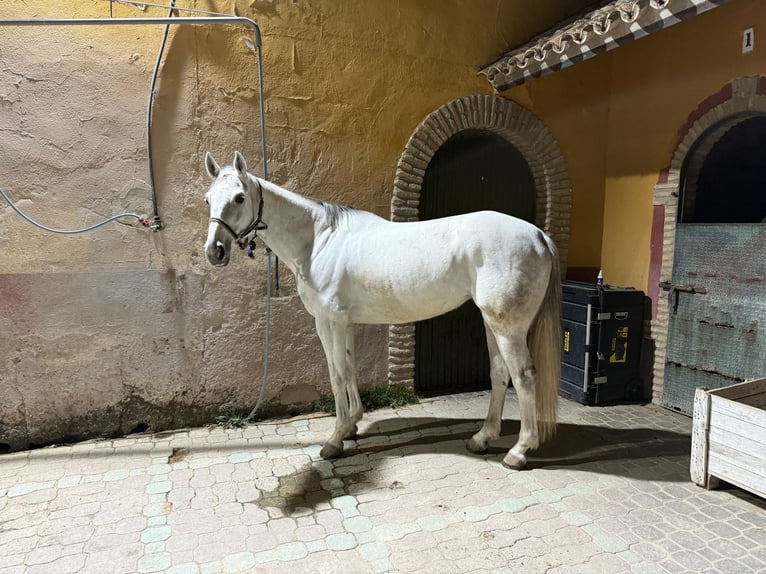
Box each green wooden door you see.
[664,225,766,414]
[663,117,766,414]
[415,129,536,393]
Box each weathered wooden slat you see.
[710,424,766,462]
[709,443,765,478]
[709,451,766,500]
[711,394,766,430]
[664,225,766,415]
[712,378,766,403]
[709,409,766,446]
[710,439,766,478]
[737,392,766,409]
[749,394,766,408]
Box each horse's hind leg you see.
[315,317,362,459]
[467,314,539,469]
[466,324,510,454]
[495,333,539,470]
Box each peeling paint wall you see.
[0,0,589,450]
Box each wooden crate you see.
[691,378,766,498]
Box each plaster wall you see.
[0,0,589,450]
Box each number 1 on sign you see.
[743,27,754,54]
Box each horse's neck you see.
[255,178,323,275]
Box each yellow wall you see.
[506,59,611,273]
[505,0,766,291]
[224,0,601,214]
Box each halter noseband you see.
[209,179,268,251]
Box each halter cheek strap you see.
[209,179,268,251]
[238,179,269,239]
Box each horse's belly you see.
[345,283,470,324]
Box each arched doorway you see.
[680,116,766,224]
[415,130,536,393]
[654,80,766,415]
[387,95,571,390]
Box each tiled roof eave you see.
[480,0,731,92]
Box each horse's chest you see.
[294,277,341,318]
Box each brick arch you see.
[650,76,766,405]
[387,94,571,387]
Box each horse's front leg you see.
[315,317,362,459]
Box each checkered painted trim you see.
[481,0,730,91]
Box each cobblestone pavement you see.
[2,390,765,574]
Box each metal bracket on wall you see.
[0,14,269,226]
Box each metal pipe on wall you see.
[0,15,269,225]
[0,15,262,54]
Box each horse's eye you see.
[234,194,246,204]
[204,197,209,205]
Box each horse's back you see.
[455,211,547,249]
[350,209,543,248]
[315,209,553,324]
[341,209,551,283]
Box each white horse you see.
[203,151,562,469]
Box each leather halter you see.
[209,179,268,250]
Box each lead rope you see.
[246,247,272,420]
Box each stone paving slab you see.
[1,390,765,573]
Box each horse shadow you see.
[352,416,691,470]
[256,416,694,515]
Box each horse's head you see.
[203,151,264,266]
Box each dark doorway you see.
[415,129,536,394]
[681,115,766,223]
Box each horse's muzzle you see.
[205,240,230,266]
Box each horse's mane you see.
[259,177,358,231]
[315,199,357,230]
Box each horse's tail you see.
[530,233,562,444]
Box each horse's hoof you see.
[342,424,358,440]
[466,437,488,454]
[502,452,527,470]
[320,443,343,459]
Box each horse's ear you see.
[233,151,248,182]
[204,152,220,178]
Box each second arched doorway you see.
[652,77,766,414]
[663,114,766,414]
[414,129,536,393]
[386,94,571,393]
